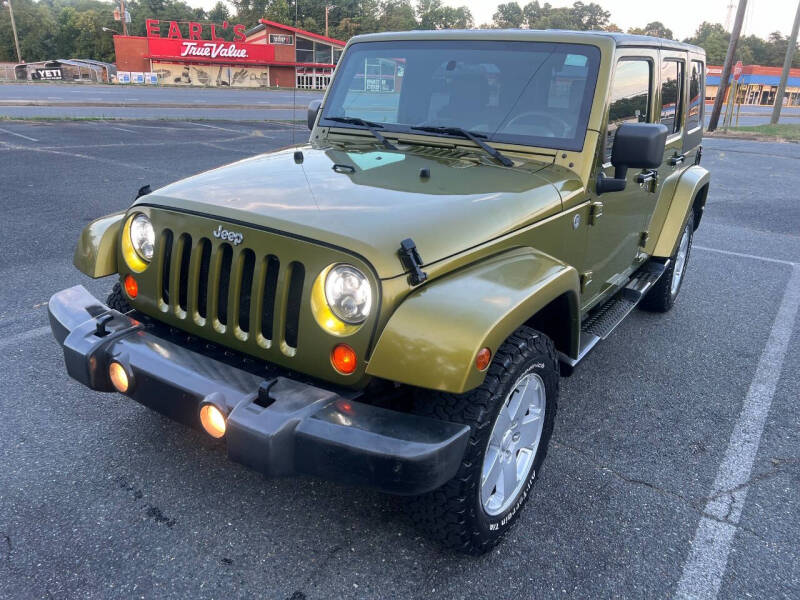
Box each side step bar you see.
[560,260,669,370]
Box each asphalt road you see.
[0,120,798,599]
[1,82,799,124]
[0,82,323,120]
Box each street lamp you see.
[102,26,120,34]
[3,0,22,63]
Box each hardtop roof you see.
[349,29,704,55]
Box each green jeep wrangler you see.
[49,30,709,554]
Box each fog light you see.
[108,361,129,392]
[199,404,227,438]
[124,274,138,299]
[331,343,357,375]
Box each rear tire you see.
[641,212,694,313]
[408,326,559,554]
[106,282,132,313]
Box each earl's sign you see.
[144,20,274,65]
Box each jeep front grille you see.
[156,228,306,355]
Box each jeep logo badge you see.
[213,225,244,245]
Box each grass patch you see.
[723,123,800,141]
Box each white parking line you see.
[674,264,800,600]
[111,126,137,134]
[0,126,38,142]
[0,325,51,350]
[190,122,243,133]
[695,245,798,266]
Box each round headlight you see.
[324,265,372,324]
[129,214,155,261]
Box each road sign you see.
[733,60,743,81]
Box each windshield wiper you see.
[410,126,513,167]
[325,116,398,151]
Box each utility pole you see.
[4,0,22,63]
[120,0,128,35]
[770,0,800,124]
[709,0,748,132]
[325,5,330,38]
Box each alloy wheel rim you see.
[671,224,691,296]
[481,372,546,516]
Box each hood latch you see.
[398,238,428,286]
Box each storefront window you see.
[315,42,332,65]
[296,37,313,63]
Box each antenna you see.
[724,1,735,31]
[292,0,298,147]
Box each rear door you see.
[683,54,705,155]
[584,50,656,309]
[648,49,688,223]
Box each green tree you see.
[379,0,417,31]
[207,1,230,23]
[0,0,58,62]
[417,0,471,29]
[570,2,609,30]
[628,21,674,40]
[684,21,729,65]
[493,2,523,28]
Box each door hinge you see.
[635,169,658,193]
[589,201,603,225]
[639,231,650,247]
[580,271,593,293]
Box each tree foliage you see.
[683,21,799,67]
[0,0,797,69]
[491,2,610,31]
[627,21,673,40]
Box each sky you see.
[450,0,800,40]
[190,0,800,41]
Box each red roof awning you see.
[258,19,346,47]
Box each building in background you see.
[706,64,800,106]
[112,18,345,88]
[11,59,115,82]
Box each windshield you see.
[321,40,601,152]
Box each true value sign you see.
[144,19,275,65]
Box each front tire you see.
[641,212,694,313]
[409,326,559,554]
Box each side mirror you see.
[596,123,668,195]
[307,100,322,131]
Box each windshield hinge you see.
[398,238,428,286]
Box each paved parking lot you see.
[0,120,798,599]
[1,82,797,124]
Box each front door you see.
[583,52,656,309]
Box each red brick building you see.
[112,18,345,88]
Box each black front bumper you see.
[48,286,469,495]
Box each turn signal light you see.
[108,361,129,393]
[199,404,227,439]
[123,274,138,299]
[331,344,357,375]
[476,347,492,371]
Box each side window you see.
[660,60,685,134]
[687,61,704,131]
[605,59,651,160]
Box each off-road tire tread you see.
[408,326,558,554]
[106,282,133,313]
[641,212,694,313]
